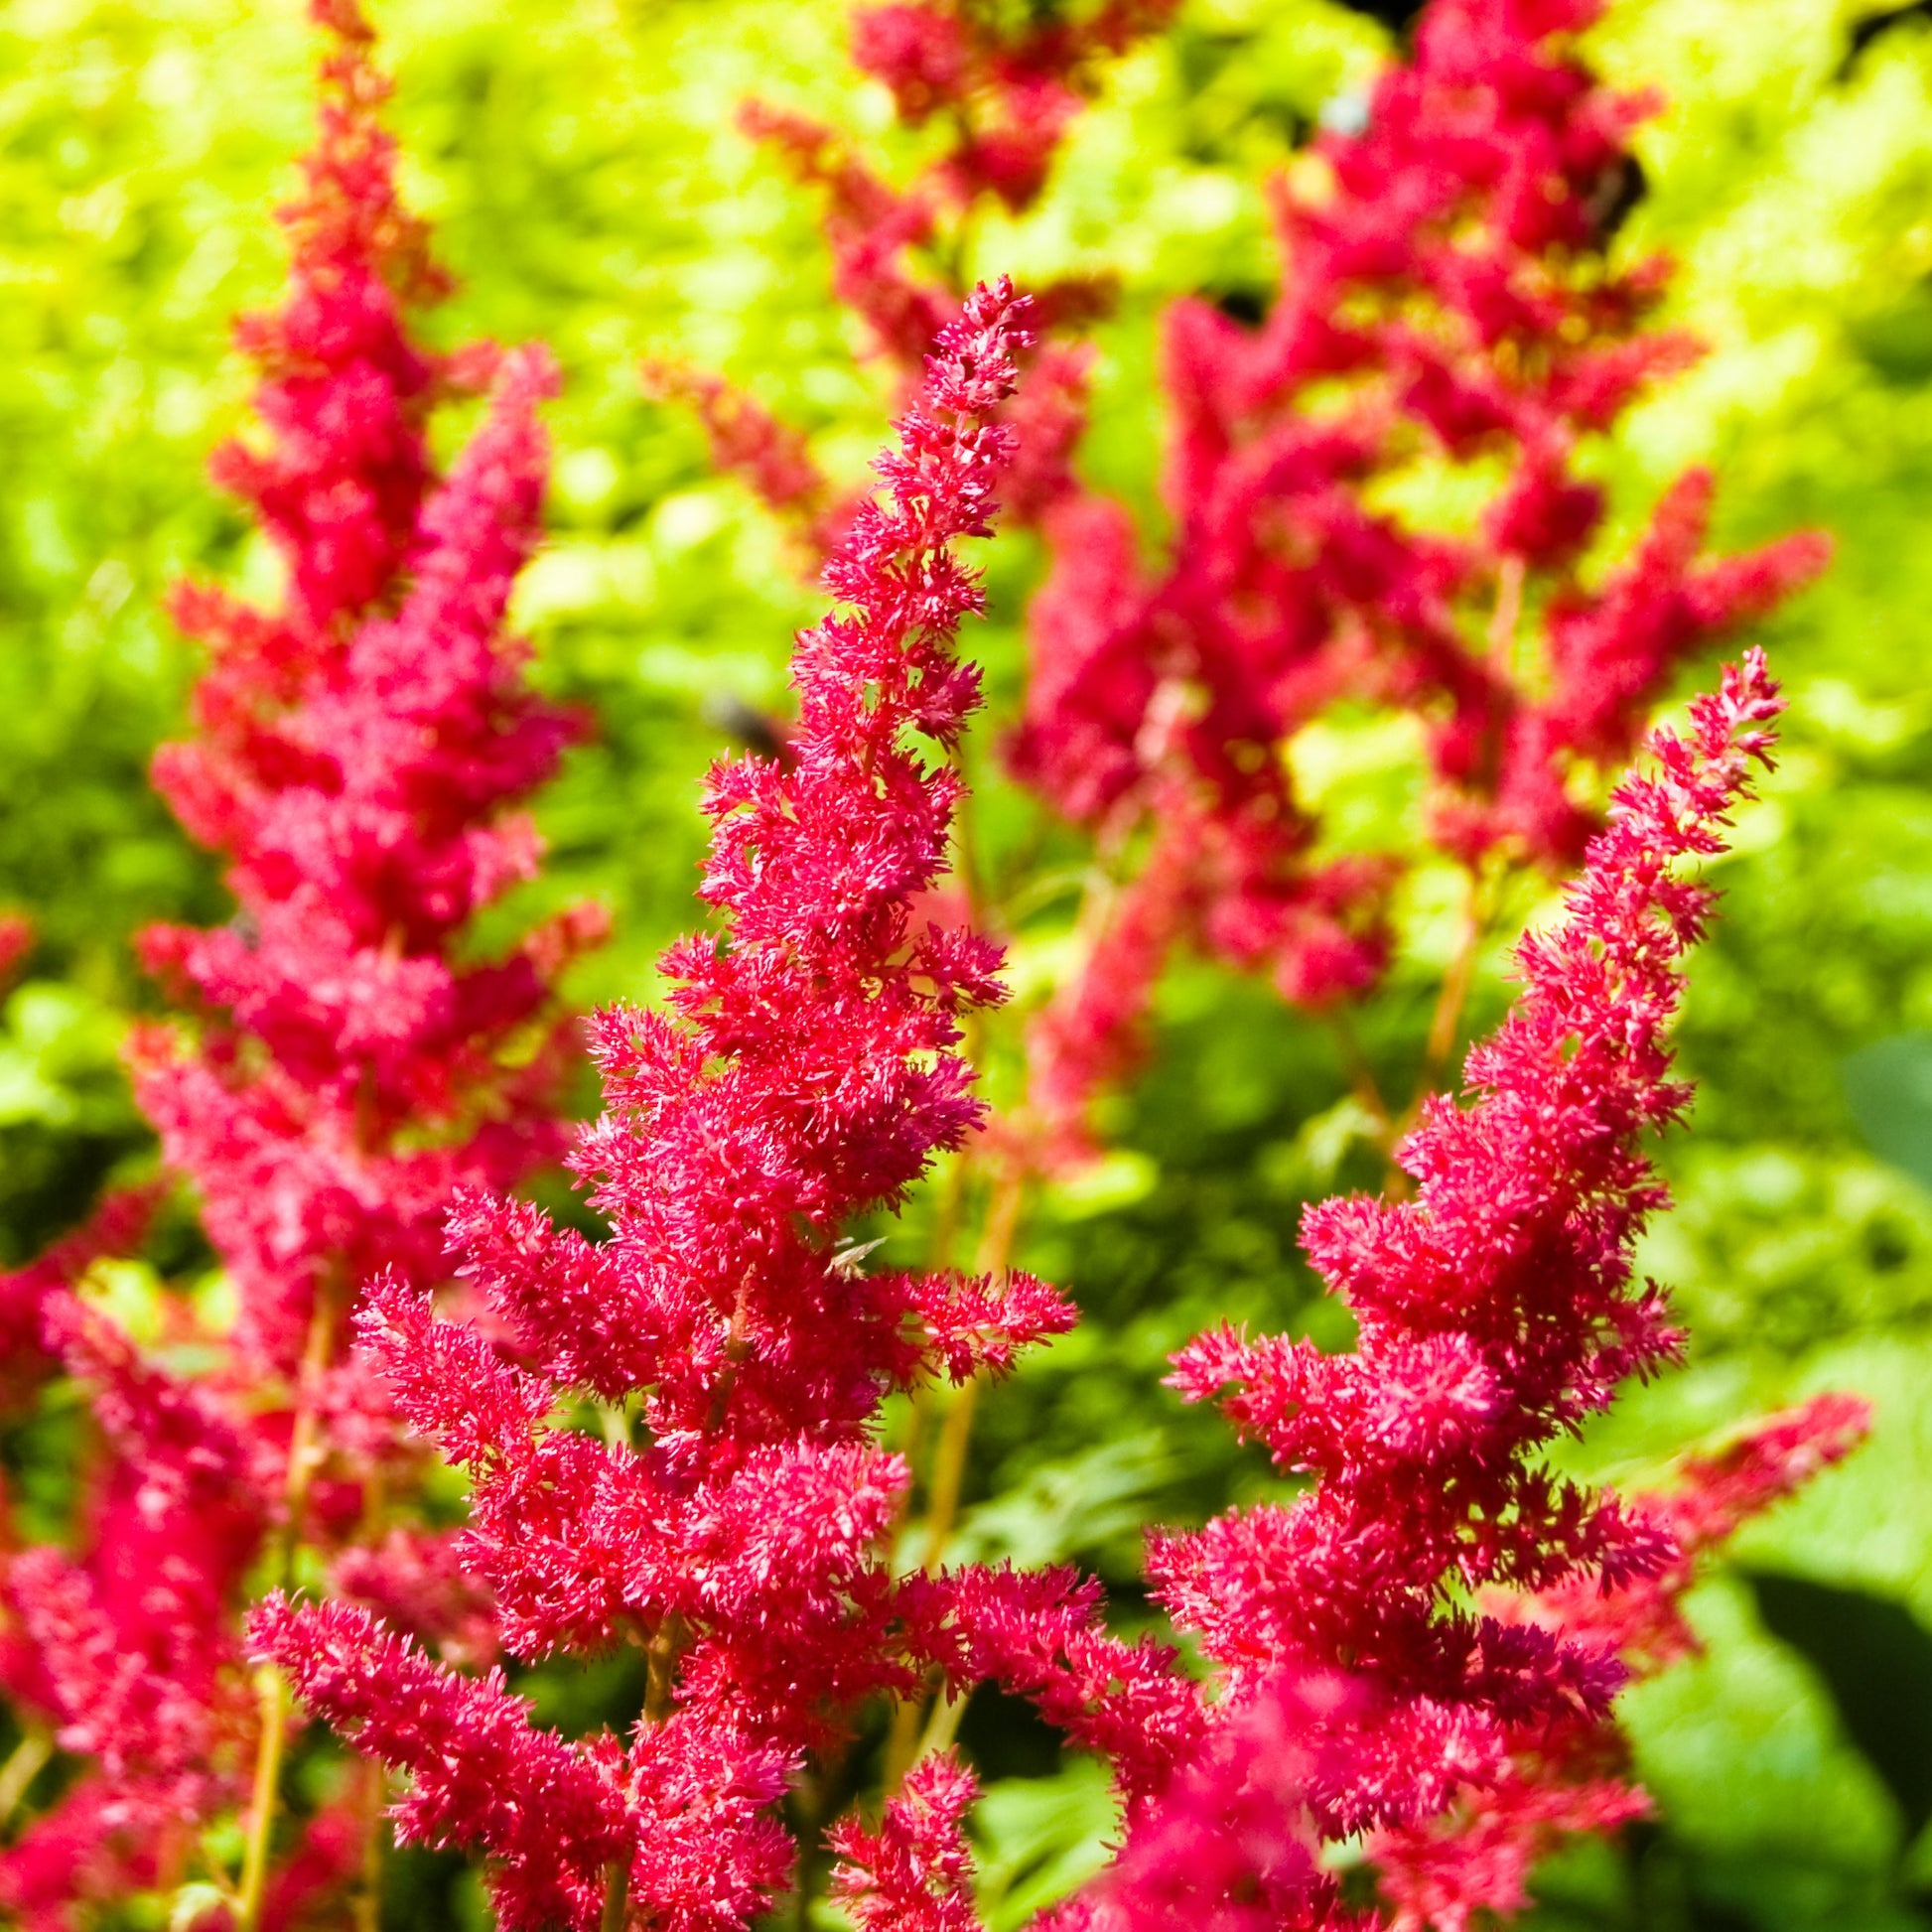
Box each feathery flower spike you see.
[1007,0,1827,1158]
[1065,651,1861,1928]
[0,3,596,1920]
[254,280,1094,1932]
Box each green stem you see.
[351,1761,386,1932]
[235,1664,290,1931]
[235,1281,338,1930]
[602,1856,629,1932]
[1418,867,1491,1105]
[0,1725,51,1827]
[884,1164,1029,1791]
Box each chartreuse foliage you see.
[2,0,1932,1928]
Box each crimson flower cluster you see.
[0,3,592,1919]
[1014,0,1829,1160]
[1057,653,1864,1929]
[136,5,596,1381]
[251,283,1199,1932]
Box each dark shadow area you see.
[1741,1568,1932,1842]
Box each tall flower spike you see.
[134,0,602,1379]
[0,4,597,1922]
[1007,0,1827,1160]
[1078,651,1824,1926]
[139,323,593,1374]
[254,282,1084,1932]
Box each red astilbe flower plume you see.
[1,4,598,1921]
[134,0,599,1380]
[251,282,1146,1932]
[1008,0,1827,1159]
[1058,651,1846,1929]
[192,0,445,645]
[751,0,1164,357]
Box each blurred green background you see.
[7,0,1932,1925]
